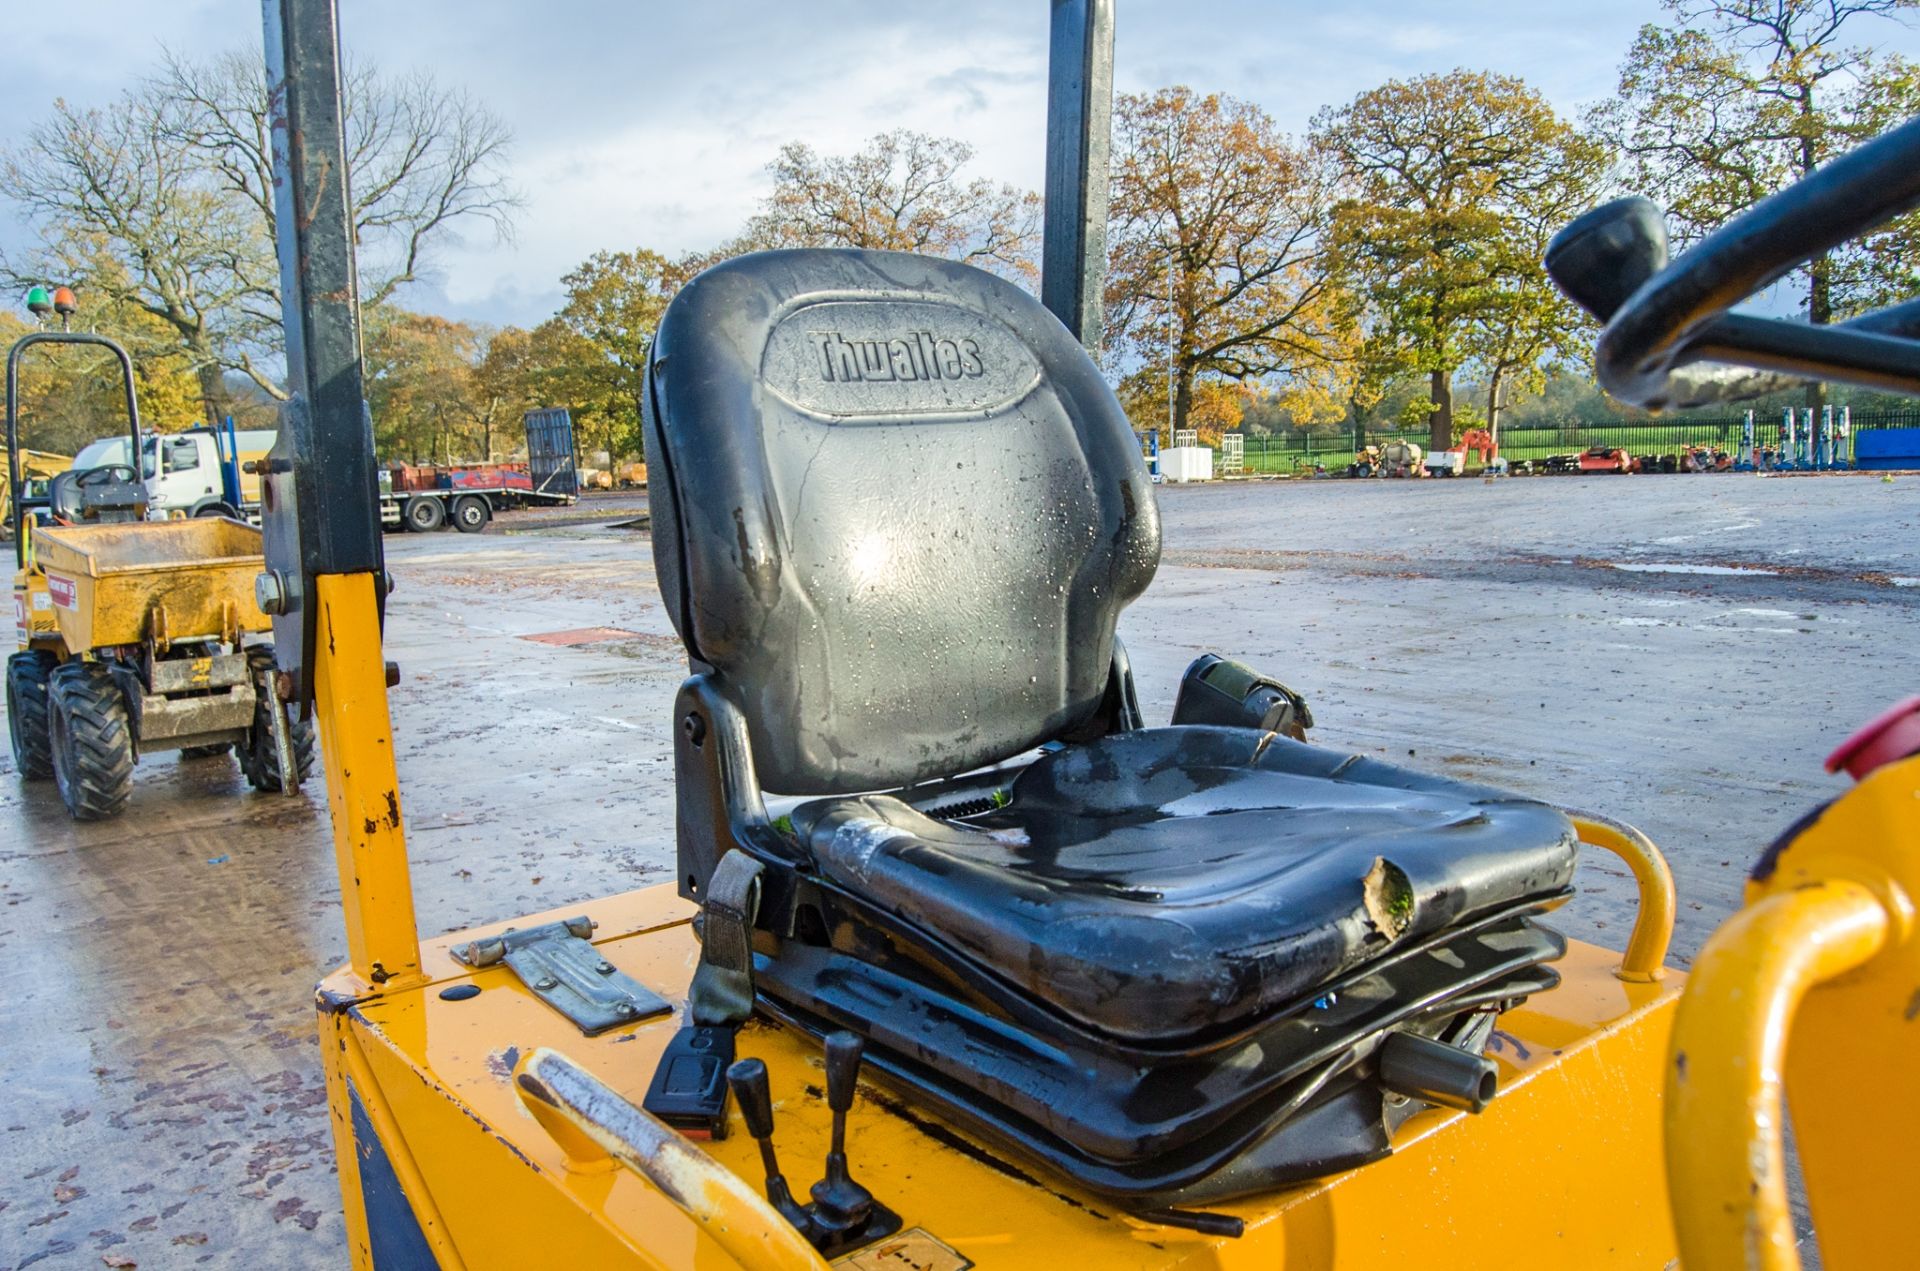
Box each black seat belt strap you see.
[643,850,764,1138]
[689,849,764,1026]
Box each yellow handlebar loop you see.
[1567,810,1675,982]
[1665,880,1888,1271]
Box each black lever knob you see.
[809,1031,875,1235]
[730,1057,776,1140]
[825,1031,862,1119]
[725,1059,815,1239]
[1545,196,1670,323]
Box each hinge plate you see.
[452,915,671,1035]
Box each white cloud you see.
[6,0,1920,330]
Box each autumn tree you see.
[362,307,484,462]
[729,131,1040,277]
[0,49,518,419]
[544,249,686,462]
[1,87,273,422]
[1315,71,1608,452]
[1468,208,1601,439]
[525,319,616,457]
[1594,0,1920,410]
[471,326,538,461]
[157,50,520,311]
[1105,87,1354,441]
[2,281,204,456]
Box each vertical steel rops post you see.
[262,0,422,989]
[1040,0,1115,353]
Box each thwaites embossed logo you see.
[807,330,986,383]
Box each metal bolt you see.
[595,960,614,974]
[254,570,290,616]
[384,661,401,687]
[614,1002,637,1018]
[534,976,557,991]
[274,670,297,703]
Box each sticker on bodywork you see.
[46,575,76,609]
[833,1228,973,1270]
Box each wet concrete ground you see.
[2,472,1913,1268]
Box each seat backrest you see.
[47,470,84,522]
[49,467,146,524]
[645,249,1160,795]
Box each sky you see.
[6,0,1920,331]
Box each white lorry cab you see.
[70,426,275,520]
[70,436,133,473]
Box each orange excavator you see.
[1424,426,1501,476]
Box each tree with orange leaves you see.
[1105,87,1356,442]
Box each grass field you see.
[1224,418,1855,474]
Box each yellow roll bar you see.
[1664,879,1888,1270]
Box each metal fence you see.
[1222,409,1920,474]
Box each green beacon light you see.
[25,285,52,317]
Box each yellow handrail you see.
[514,1048,830,1271]
[1567,810,1675,981]
[312,572,424,989]
[1664,879,1889,1271]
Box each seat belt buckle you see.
[642,1024,736,1138]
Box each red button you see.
[1825,696,1920,780]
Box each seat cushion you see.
[794,726,1577,1042]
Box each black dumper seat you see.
[795,727,1575,1043]
[643,247,1580,1204]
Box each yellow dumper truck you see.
[6,293,312,819]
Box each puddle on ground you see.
[1610,561,1778,576]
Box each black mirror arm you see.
[1559,113,1920,410]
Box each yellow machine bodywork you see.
[307,573,1693,1269]
[304,542,1920,1270]
[319,895,1681,1270]
[24,516,269,653]
[12,557,56,648]
[0,448,67,533]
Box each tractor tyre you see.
[240,647,315,793]
[47,660,134,820]
[7,649,59,780]
[451,495,490,534]
[403,496,446,532]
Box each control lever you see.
[808,1031,876,1237]
[725,1058,816,1240]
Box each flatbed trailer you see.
[380,406,580,533]
[379,474,575,533]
